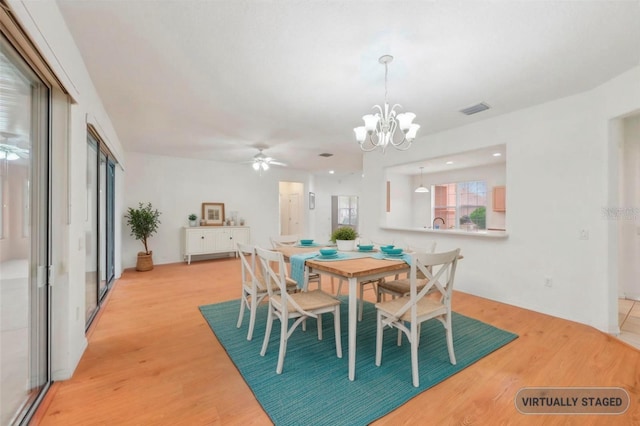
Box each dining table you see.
[274,244,410,381]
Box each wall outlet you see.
[544,277,553,287]
[579,229,589,240]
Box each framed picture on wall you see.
[309,192,315,210]
[202,202,225,226]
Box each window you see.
[331,195,358,234]
[433,180,487,229]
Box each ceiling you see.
[55,1,640,175]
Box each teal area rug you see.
[199,297,517,425]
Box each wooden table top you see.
[306,256,409,279]
[274,245,408,278]
[274,245,327,260]
[274,245,461,279]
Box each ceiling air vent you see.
[319,153,333,157]
[460,102,490,116]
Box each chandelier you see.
[354,55,420,152]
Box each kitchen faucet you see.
[433,217,445,228]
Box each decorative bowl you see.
[319,248,337,256]
[385,248,404,255]
[358,244,374,251]
[380,245,395,252]
[300,239,314,245]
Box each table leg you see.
[348,276,357,381]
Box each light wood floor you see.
[33,258,640,425]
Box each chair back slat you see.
[270,234,299,248]
[237,243,258,286]
[256,246,317,317]
[391,249,460,319]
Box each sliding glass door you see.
[0,35,50,425]
[85,130,116,327]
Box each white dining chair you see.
[270,235,323,291]
[374,248,460,387]
[256,247,342,374]
[376,241,437,303]
[236,243,297,340]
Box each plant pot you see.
[336,239,356,251]
[136,251,153,271]
[189,220,198,227]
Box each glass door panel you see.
[106,160,115,287]
[86,132,115,324]
[85,137,99,323]
[98,150,107,299]
[0,35,50,425]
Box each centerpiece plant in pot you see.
[188,213,198,227]
[125,202,161,271]
[330,226,358,251]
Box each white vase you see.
[189,220,198,227]
[336,239,356,251]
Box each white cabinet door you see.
[202,229,219,253]
[231,228,250,247]
[185,229,205,254]
[183,226,250,264]
[214,229,234,251]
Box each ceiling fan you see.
[0,143,29,161]
[250,149,286,173]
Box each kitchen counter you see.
[381,226,509,239]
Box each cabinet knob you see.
[201,236,204,239]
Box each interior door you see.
[287,193,301,235]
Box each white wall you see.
[384,172,412,229]
[122,152,319,267]
[121,155,364,265]
[361,66,640,333]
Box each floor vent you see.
[319,153,333,157]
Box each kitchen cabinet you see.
[493,186,506,212]
[182,226,250,264]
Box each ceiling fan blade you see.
[269,161,287,167]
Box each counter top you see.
[381,226,509,239]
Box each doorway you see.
[617,113,640,346]
[279,181,304,236]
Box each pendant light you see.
[415,167,429,193]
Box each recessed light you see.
[329,170,335,174]
[446,161,454,165]
[493,152,502,157]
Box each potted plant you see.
[330,226,358,251]
[125,202,161,271]
[188,213,198,227]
